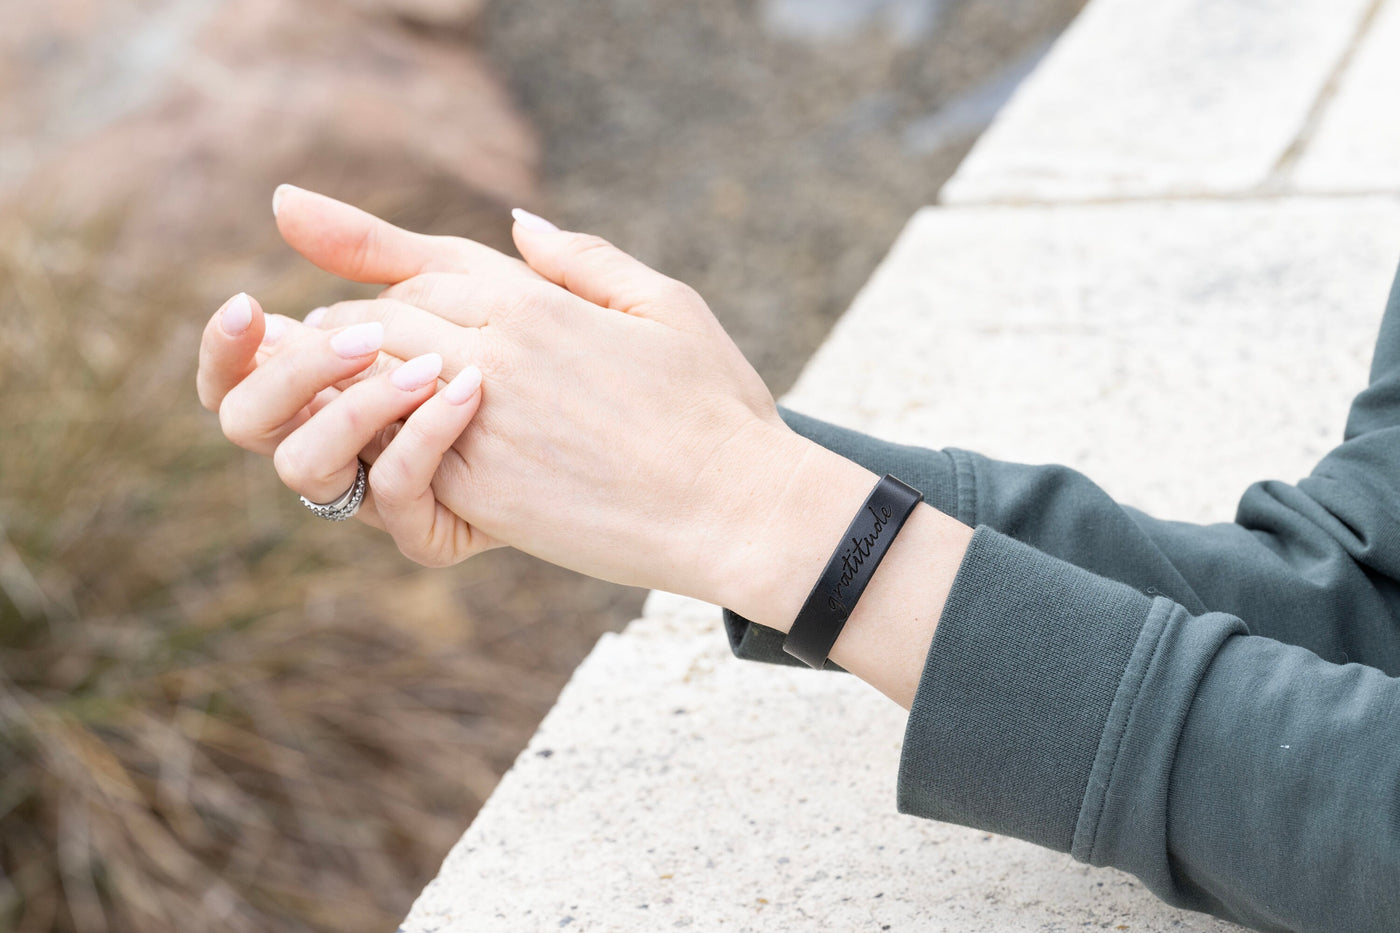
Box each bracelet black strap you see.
[782,474,924,669]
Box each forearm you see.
[772,407,1400,676]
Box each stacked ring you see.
[300,459,368,521]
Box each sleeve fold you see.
[898,524,1400,933]
[896,526,1179,852]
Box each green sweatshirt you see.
[723,264,1400,933]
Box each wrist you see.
[684,420,975,707]
[691,424,882,632]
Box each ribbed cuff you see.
[897,525,1156,853]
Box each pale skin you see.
[197,186,975,708]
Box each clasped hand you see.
[197,187,806,604]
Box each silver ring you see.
[300,459,368,522]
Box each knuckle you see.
[271,441,308,488]
[488,280,558,333]
[350,225,382,277]
[338,400,372,438]
[382,274,434,308]
[393,537,426,565]
[398,538,448,568]
[368,456,412,506]
[337,298,381,330]
[447,238,485,269]
[569,233,615,263]
[374,300,408,339]
[316,301,351,330]
[217,393,258,448]
[273,438,344,494]
[473,340,512,380]
[397,537,439,565]
[501,282,549,323]
[395,414,436,451]
[657,278,700,307]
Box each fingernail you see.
[511,207,559,233]
[304,306,327,328]
[444,365,482,404]
[261,314,288,345]
[221,293,253,336]
[391,352,443,391]
[272,184,301,218]
[330,321,384,358]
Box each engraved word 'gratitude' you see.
[826,502,895,615]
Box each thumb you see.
[273,185,538,285]
[510,208,699,328]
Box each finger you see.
[272,184,543,285]
[257,316,404,403]
[314,298,486,371]
[218,320,384,455]
[287,414,393,534]
[370,365,488,567]
[376,272,579,331]
[251,314,352,422]
[339,434,391,533]
[197,293,265,411]
[509,208,700,328]
[254,306,332,357]
[274,352,445,505]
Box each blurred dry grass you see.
[0,1,1087,928]
[0,2,653,926]
[0,207,633,931]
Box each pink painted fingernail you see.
[220,293,252,336]
[330,321,384,358]
[511,207,559,233]
[444,365,482,404]
[304,306,327,328]
[272,184,301,218]
[261,314,288,345]
[391,353,443,391]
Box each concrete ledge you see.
[941,0,1374,204]
[784,196,1400,524]
[400,597,1243,932]
[400,1,1400,929]
[1293,0,1400,193]
[400,195,1400,931]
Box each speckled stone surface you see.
[401,601,1243,933]
[784,197,1400,526]
[941,0,1374,204]
[1292,0,1400,194]
[399,194,1400,933]
[400,0,1400,929]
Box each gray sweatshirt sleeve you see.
[907,525,1400,933]
[731,265,1400,674]
[721,268,1400,930]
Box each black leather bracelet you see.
[782,474,924,669]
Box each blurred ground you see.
[484,0,1082,389]
[0,1,1082,930]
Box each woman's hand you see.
[200,188,973,706]
[204,186,828,606]
[300,210,804,601]
[196,291,496,566]
[198,188,552,565]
